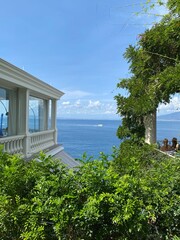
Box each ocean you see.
[57,119,180,159]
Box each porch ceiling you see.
[0,58,64,100]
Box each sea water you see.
[57,119,120,159]
[57,119,180,159]
[157,120,180,141]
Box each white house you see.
[0,59,80,167]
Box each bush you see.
[0,144,179,239]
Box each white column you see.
[44,99,49,130]
[51,99,57,144]
[8,89,17,136]
[38,99,49,131]
[39,100,44,131]
[17,88,30,156]
[144,110,157,144]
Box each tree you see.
[115,0,180,140]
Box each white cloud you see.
[74,99,81,107]
[57,97,119,119]
[62,101,70,106]
[87,100,101,109]
[104,110,113,114]
[104,103,117,115]
[158,95,180,115]
[59,93,179,119]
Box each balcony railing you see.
[30,130,55,154]
[0,130,56,157]
[0,135,24,155]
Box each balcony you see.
[0,58,64,158]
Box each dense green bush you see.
[0,143,179,239]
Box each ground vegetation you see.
[0,143,179,239]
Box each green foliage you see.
[167,0,180,16]
[0,145,179,239]
[115,0,180,140]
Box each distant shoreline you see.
[57,117,180,122]
[157,119,180,122]
[57,118,121,121]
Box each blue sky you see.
[1,0,175,119]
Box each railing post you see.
[23,134,31,157]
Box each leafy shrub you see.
[0,144,179,239]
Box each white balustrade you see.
[0,135,24,155]
[0,130,56,156]
[30,130,55,153]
